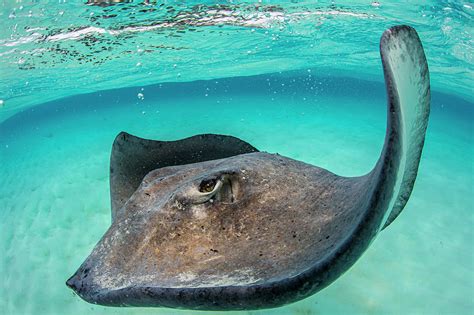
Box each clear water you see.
[0,1,473,315]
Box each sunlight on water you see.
[0,0,473,122]
[0,1,473,315]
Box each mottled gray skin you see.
[66,25,430,310]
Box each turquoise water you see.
[1,1,473,121]
[1,74,473,314]
[1,1,473,315]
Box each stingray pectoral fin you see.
[110,132,258,222]
[374,25,430,230]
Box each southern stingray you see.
[66,25,430,310]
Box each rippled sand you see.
[0,75,472,315]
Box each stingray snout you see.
[66,264,97,301]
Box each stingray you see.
[66,25,430,310]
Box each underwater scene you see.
[0,1,473,314]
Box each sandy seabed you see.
[0,75,472,315]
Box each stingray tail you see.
[375,25,430,230]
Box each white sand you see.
[0,78,472,315]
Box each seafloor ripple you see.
[0,75,472,314]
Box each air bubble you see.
[137,93,144,100]
[0,100,4,107]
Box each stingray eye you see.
[189,178,223,204]
[191,174,238,205]
[199,179,218,193]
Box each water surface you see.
[0,1,473,315]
